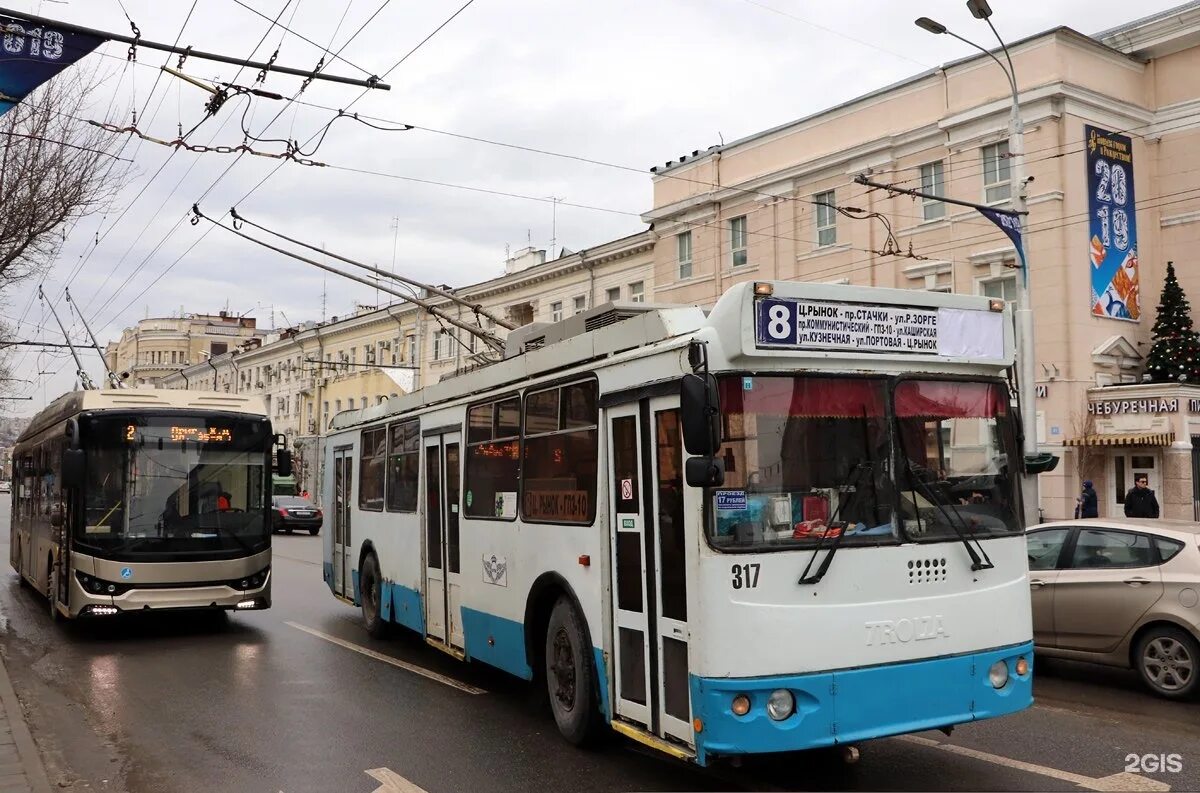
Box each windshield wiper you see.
[797,461,871,586]
[900,462,994,572]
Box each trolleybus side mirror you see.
[681,372,721,456]
[276,448,293,478]
[685,455,725,488]
[49,504,63,528]
[62,449,85,488]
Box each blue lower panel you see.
[690,642,1033,765]
[460,607,532,680]
[594,647,611,721]
[351,569,360,606]
[382,581,425,634]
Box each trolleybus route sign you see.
[755,297,939,353]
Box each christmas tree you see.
[1146,261,1200,382]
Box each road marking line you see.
[366,767,428,793]
[898,736,1170,792]
[285,621,486,694]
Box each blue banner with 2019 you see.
[0,15,104,116]
[1086,124,1140,321]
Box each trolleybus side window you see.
[708,375,895,551]
[385,419,419,512]
[522,380,598,524]
[359,428,386,511]
[465,396,520,519]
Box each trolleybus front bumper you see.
[688,641,1032,765]
[70,569,271,617]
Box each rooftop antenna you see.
[39,286,94,390]
[66,287,122,388]
[546,196,563,259]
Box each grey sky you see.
[1,0,1185,412]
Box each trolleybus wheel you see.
[360,552,389,639]
[15,547,26,589]
[544,596,600,746]
[47,556,63,623]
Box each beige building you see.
[103,312,267,387]
[160,3,1200,520]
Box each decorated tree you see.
[1146,262,1200,382]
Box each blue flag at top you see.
[0,16,104,116]
[976,206,1027,281]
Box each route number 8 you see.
[767,304,792,340]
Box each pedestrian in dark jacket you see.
[1075,480,1099,519]
[1124,475,1160,518]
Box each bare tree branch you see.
[0,69,128,289]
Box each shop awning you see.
[1063,432,1175,447]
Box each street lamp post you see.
[917,2,1040,526]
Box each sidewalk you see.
[0,650,52,793]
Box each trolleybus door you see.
[423,431,464,650]
[332,446,353,599]
[607,397,692,745]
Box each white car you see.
[0,481,10,494]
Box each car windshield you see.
[79,415,271,558]
[894,379,1021,540]
[707,376,896,551]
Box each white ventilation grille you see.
[908,557,948,584]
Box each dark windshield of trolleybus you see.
[894,379,1021,540]
[78,416,270,556]
[708,376,897,551]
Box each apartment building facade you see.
[103,312,267,386]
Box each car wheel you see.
[359,552,389,638]
[308,527,319,536]
[1136,626,1199,700]
[284,528,293,535]
[544,596,601,746]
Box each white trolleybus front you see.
[11,389,290,619]
[321,280,1034,766]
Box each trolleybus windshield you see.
[78,415,271,557]
[706,375,1020,552]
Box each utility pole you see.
[39,287,94,390]
[916,0,1041,525]
[65,288,122,388]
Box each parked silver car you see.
[1026,519,1200,699]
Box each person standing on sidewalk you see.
[1075,480,1099,519]
[1123,474,1160,519]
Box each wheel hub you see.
[550,627,576,710]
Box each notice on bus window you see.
[495,491,517,519]
[715,490,748,511]
[524,490,590,522]
[754,298,1003,360]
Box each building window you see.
[386,419,420,512]
[982,141,1011,202]
[551,301,563,323]
[465,396,521,519]
[335,399,342,412]
[391,338,399,365]
[605,287,620,303]
[729,216,747,266]
[323,400,330,418]
[433,330,455,361]
[981,275,1018,304]
[815,191,837,247]
[358,427,386,511]
[521,380,599,524]
[361,397,367,409]
[211,342,228,356]
[920,161,946,220]
[677,231,693,279]
[629,281,645,303]
[573,295,587,314]
[406,334,417,364]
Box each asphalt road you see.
[0,496,1196,792]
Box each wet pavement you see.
[0,496,1196,792]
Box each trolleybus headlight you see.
[731,694,751,716]
[988,660,1009,689]
[1015,656,1029,676]
[766,689,794,721]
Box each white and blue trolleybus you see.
[322,280,1034,765]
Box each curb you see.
[0,649,53,793]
